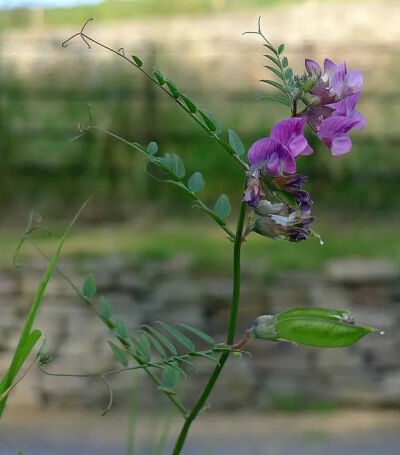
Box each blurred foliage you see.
[5,213,400,271]
[0,57,398,222]
[1,0,298,29]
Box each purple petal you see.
[330,134,353,155]
[350,110,366,130]
[270,118,306,145]
[344,70,363,95]
[248,137,271,166]
[305,105,334,132]
[305,58,321,77]
[302,143,314,155]
[270,118,311,157]
[319,116,359,137]
[329,92,360,115]
[331,62,347,97]
[323,58,337,75]
[248,137,296,176]
[289,135,313,157]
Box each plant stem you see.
[171,200,247,455]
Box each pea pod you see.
[277,307,354,325]
[275,317,375,348]
[252,309,375,348]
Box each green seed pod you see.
[277,307,355,325]
[252,308,375,348]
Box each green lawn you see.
[4,212,399,274]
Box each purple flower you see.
[243,170,265,208]
[331,63,363,99]
[270,118,313,158]
[302,58,365,154]
[274,174,308,192]
[318,116,359,155]
[252,212,315,243]
[248,138,295,176]
[247,118,312,176]
[293,190,313,213]
[305,58,363,102]
[273,174,313,213]
[328,92,366,130]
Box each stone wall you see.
[1,255,400,411]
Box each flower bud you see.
[254,200,289,216]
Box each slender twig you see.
[62,19,249,172]
[79,124,236,240]
[29,241,188,417]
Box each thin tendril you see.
[61,18,249,171]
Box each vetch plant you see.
[1,16,377,455]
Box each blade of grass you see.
[0,200,88,417]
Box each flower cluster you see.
[302,58,365,155]
[244,57,364,242]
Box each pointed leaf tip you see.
[132,55,143,67]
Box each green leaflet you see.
[264,65,285,81]
[134,334,152,362]
[113,318,129,340]
[156,321,195,352]
[176,323,216,346]
[108,341,129,367]
[214,194,231,219]
[158,153,185,179]
[161,363,180,388]
[99,296,112,319]
[285,68,294,81]
[180,94,197,113]
[264,54,280,67]
[260,79,291,95]
[82,274,96,298]
[166,79,180,98]
[131,55,143,67]
[187,172,204,193]
[259,94,291,107]
[228,129,245,156]
[146,141,159,156]
[198,110,217,132]
[141,331,167,359]
[143,325,178,356]
[153,67,165,85]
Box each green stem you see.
[65,28,249,172]
[171,200,247,455]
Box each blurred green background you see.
[0,0,399,267]
[2,2,400,454]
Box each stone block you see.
[326,258,399,284]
